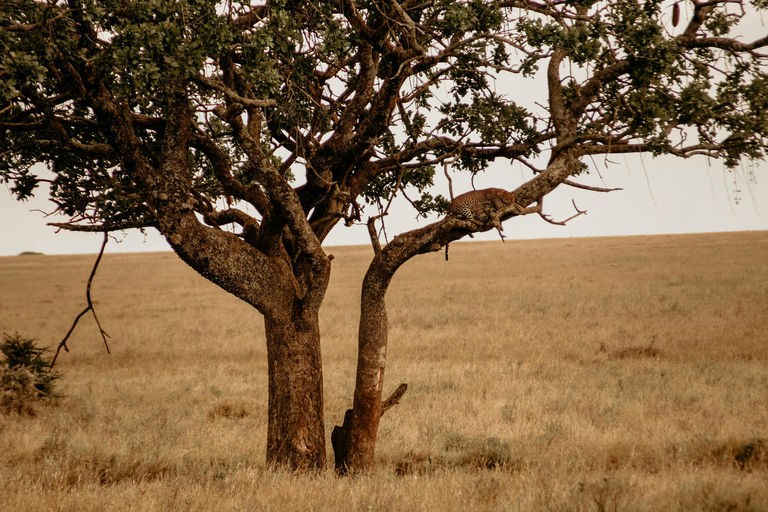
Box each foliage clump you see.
[0,333,61,416]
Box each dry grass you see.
[1,231,767,511]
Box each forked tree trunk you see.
[264,308,326,469]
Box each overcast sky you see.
[2,5,767,257]
[2,153,765,257]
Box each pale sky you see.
[2,5,767,256]
[1,153,765,257]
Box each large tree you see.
[1,0,767,471]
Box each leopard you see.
[447,188,517,220]
[444,187,519,261]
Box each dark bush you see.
[1,333,61,415]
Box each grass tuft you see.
[208,402,250,419]
[608,341,663,359]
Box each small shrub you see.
[1,333,61,415]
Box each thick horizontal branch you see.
[360,136,459,172]
[462,140,545,160]
[0,120,46,131]
[4,11,71,32]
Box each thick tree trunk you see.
[264,307,326,469]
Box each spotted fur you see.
[447,188,516,220]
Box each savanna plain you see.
[1,231,767,511]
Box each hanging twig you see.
[50,232,111,368]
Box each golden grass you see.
[1,231,767,511]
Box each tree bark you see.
[264,306,326,469]
[335,267,390,472]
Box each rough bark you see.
[335,266,390,472]
[264,308,326,469]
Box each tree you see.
[1,0,767,472]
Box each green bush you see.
[1,333,61,415]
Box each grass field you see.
[1,231,767,511]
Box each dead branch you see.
[563,179,622,193]
[50,232,111,368]
[539,199,587,225]
[444,161,454,200]
[48,217,158,231]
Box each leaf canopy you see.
[1,0,767,240]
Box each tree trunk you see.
[264,307,326,469]
[333,270,389,472]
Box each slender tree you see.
[2,0,766,471]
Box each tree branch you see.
[190,132,272,217]
[193,74,278,108]
[538,199,587,226]
[48,217,158,232]
[51,232,110,368]
[562,180,622,193]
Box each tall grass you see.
[0,232,766,511]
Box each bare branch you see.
[380,383,407,416]
[193,74,278,108]
[562,180,622,193]
[539,199,587,226]
[51,232,111,368]
[48,217,158,232]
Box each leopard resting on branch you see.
[447,188,518,220]
[444,187,524,260]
